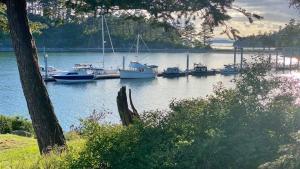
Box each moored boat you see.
[74,15,119,77]
[220,64,239,75]
[162,67,185,77]
[120,34,158,79]
[190,63,216,76]
[52,67,95,83]
[120,61,158,79]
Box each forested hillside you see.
[235,19,300,48]
[0,1,212,49]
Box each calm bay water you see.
[0,51,246,130]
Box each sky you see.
[214,0,300,39]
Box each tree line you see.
[235,19,300,48]
[0,1,215,49]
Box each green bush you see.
[0,115,33,134]
[72,57,300,169]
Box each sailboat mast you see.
[43,46,48,79]
[136,34,140,57]
[102,14,105,68]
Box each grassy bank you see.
[0,134,85,169]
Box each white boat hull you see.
[120,70,156,79]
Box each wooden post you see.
[283,55,286,71]
[240,48,244,71]
[43,47,48,80]
[117,86,140,126]
[290,57,292,71]
[296,49,300,70]
[234,47,237,67]
[122,56,125,70]
[275,50,278,70]
[268,48,271,64]
[290,49,293,71]
[186,53,189,75]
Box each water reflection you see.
[119,78,158,88]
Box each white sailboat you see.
[120,34,158,79]
[75,15,119,77]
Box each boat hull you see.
[52,75,95,83]
[162,72,186,78]
[120,70,156,79]
[190,70,216,76]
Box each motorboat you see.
[162,67,185,77]
[190,63,216,76]
[120,61,158,79]
[52,67,95,83]
[220,64,239,75]
[73,63,119,77]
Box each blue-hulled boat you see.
[52,67,95,83]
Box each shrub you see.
[0,115,33,134]
[72,56,300,169]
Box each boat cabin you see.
[193,63,208,72]
[165,67,180,73]
[128,62,158,73]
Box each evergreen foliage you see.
[70,56,300,169]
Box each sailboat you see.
[119,34,158,79]
[74,15,119,77]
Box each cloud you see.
[215,0,299,38]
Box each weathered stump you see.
[117,86,140,126]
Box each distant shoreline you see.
[0,47,277,53]
[0,47,211,53]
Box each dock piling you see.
[186,53,190,75]
[275,50,278,70]
[122,56,125,70]
[43,47,48,79]
[268,48,271,64]
[290,49,293,71]
[240,48,244,71]
[234,47,237,67]
[283,55,286,71]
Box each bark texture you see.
[117,86,140,126]
[5,0,65,154]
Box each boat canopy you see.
[129,62,147,69]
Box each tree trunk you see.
[117,86,140,126]
[5,0,66,154]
